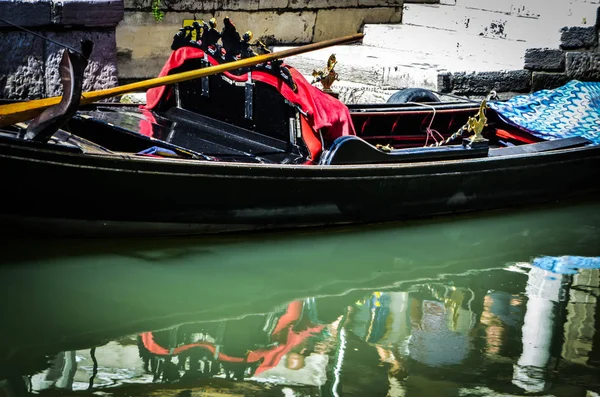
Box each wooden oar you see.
[0,33,364,127]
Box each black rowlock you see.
[201,54,210,97]
[245,72,254,121]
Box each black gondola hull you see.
[2,139,599,237]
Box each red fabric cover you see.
[140,332,246,363]
[247,300,325,375]
[495,128,544,144]
[144,46,355,142]
[300,114,322,163]
[140,300,324,375]
[139,108,158,138]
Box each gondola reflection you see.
[2,255,598,396]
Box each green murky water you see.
[1,198,600,397]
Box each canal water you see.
[1,198,600,397]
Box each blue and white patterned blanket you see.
[532,255,600,275]
[488,80,600,144]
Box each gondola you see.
[0,20,599,237]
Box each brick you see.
[0,0,51,27]
[124,0,149,8]
[288,0,357,8]
[45,31,119,95]
[55,0,124,27]
[198,0,218,11]
[258,0,288,9]
[524,48,565,72]
[0,32,45,99]
[560,26,598,50]
[566,52,600,81]
[359,0,403,6]
[169,0,260,12]
[0,28,119,99]
[437,72,452,93]
[0,0,123,27]
[531,72,571,93]
[450,70,531,95]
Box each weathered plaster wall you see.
[0,0,123,100]
[116,0,403,80]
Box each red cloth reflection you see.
[140,300,324,375]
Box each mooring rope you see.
[406,101,445,147]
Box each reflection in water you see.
[1,200,600,396]
[137,300,328,384]
[512,265,568,393]
[5,264,599,396]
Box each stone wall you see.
[437,6,599,97]
[526,24,600,92]
[0,0,123,100]
[116,0,403,81]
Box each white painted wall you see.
[409,0,599,48]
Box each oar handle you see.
[0,33,364,127]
